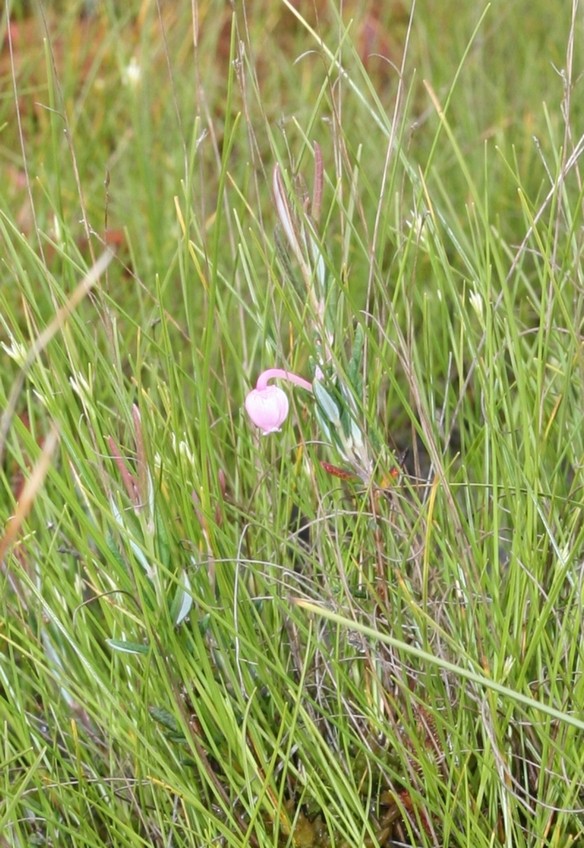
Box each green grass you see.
[1,1,584,846]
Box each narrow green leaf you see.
[106,639,149,655]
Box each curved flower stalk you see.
[245,368,313,434]
[245,364,374,483]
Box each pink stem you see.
[256,368,313,393]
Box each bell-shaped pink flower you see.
[245,368,313,435]
[245,385,289,434]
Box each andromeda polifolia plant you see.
[244,156,380,483]
[244,368,313,434]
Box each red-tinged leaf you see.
[320,461,356,480]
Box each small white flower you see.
[69,369,92,400]
[405,209,431,248]
[469,289,484,320]
[171,433,196,466]
[1,337,28,367]
[122,57,142,88]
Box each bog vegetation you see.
[1,1,584,846]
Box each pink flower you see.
[245,368,313,435]
[245,385,289,434]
